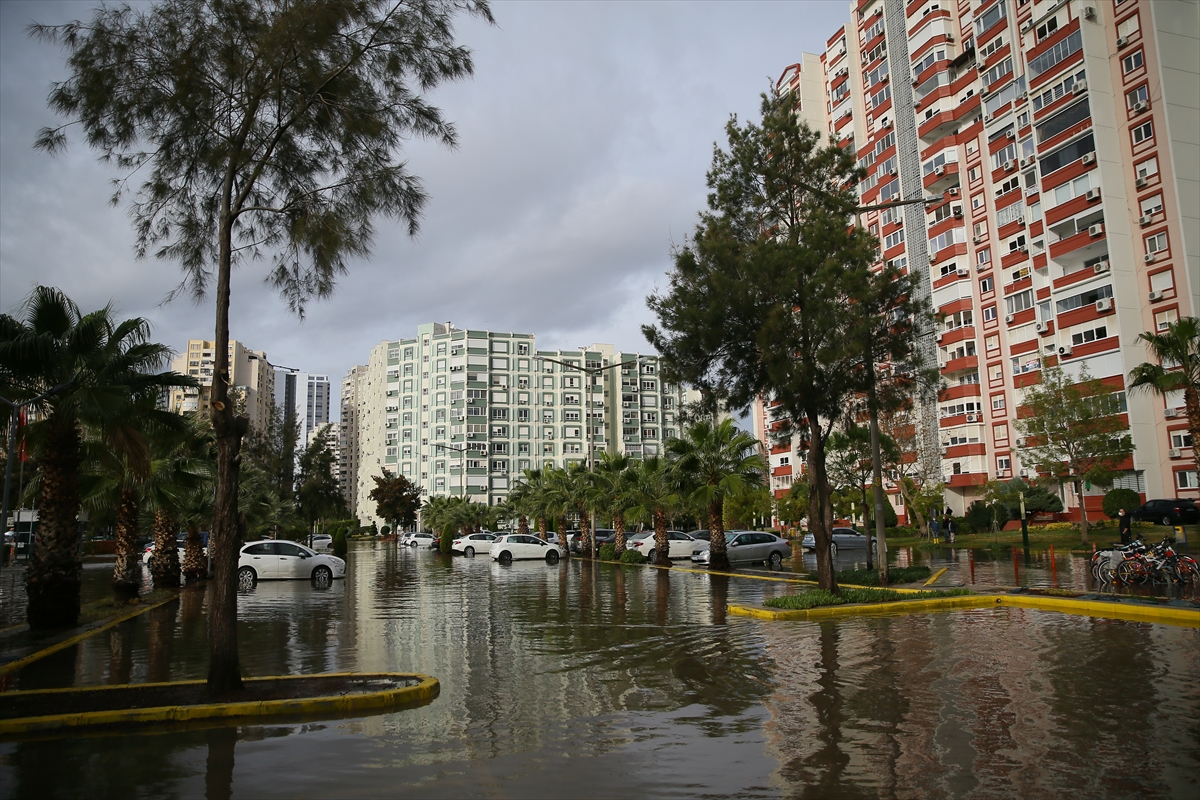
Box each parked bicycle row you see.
[1091,537,1199,585]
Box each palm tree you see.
[506,475,535,537]
[140,418,211,589]
[1128,317,1200,474]
[0,286,191,628]
[667,419,766,571]
[562,463,596,557]
[628,456,683,566]
[592,451,635,554]
[543,465,575,552]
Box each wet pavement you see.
[1,542,1197,798]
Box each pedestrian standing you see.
[1118,508,1132,545]
[947,516,957,544]
[929,516,940,541]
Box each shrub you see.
[881,500,898,528]
[439,528,453,553]
[764,587,971,610]
[598,544,617,561]
[1102,488,1142,520]
[381,525,391,537]
[332,528,348,558]
[965,500,1007,533]
[619,549,646,564]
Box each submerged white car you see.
[237,540,346,587]
[490,534,565,564]
[452,532,497,556]
[626,530,697,561]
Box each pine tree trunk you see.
[653,506,670,565]
[707,497,729,570]
[808,418,838,593]
[112,487,142,603]
[150,510,182,589]
[26,415,83,629]
[182,523,207,583]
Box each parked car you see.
[1130,499,1199,526]
[142,532,208,564]
[690,530,791,568]
[627,530,697,561]
[405,532,437,548]
[800,527,875,557]
[686,529,712,542]
[452,531,497,556]
[490,534,565,564]
[237,540,346,587]
[310,534,333,549]
[548,531,580,550]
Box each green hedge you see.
[598,543,617,561]
[764,587,971,610]
[619,549,646,564]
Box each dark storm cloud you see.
[1,0,846,414]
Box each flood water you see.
[1,542,1197,798]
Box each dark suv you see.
[1130,499,1199,526]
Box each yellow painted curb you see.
[924,567,949,586]
[0,592,180,677]
[0,672,438,735]
[728,595,1200,626]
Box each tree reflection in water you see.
[204,727,236,800]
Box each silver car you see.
[800,527,875,557]
[691,530,791,569]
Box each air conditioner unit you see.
[980,87,990,98]
[1021,157,1035,167]
[935,166,945,176]
[913,76,921,86]
[1019,468,1029,478]
[1096,298,1113,312]
[973,235,983,244]
[1139,215,1153,226]
[946,34,955,42]
[1016,437,1026,447]
[1058,345,1073,357]
[1085,188,1101,202]
[1136,176,1148,188]
[1072,80,1088,95]
[883,118,893,129]
[882,74,890,83]
[1083,6,1097,20]
[976,262,987,272]
[1005,160,1017,171]
[1017,218,1026,227]
[1035,321,1049,334]
[1088,223,1105,237]
[984,114,993,123]
[1017,245,1028,253]
[965,413,978,422]
[939,362,948,371]
[1144,252,1157,263]
[890,167,899,176]
[1169,448,1182,459]
[1149,289,1163,301]
[1117,36,1128,47]
[1005,313,1016,323]
[956,268,970,277]
[1134,101,1149,113]
[949,188,960,197]
[954,209,963,219]
[1093,260,1110,274]
[874,6,883,16]
[1021,21,1034,33]
[1165,407,1180,418]
[1006,130,1017,140]
[1082,153,1096,165]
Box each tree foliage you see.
[370,468,422,532]
[296,424,347,529]
[1127,316,1200,474]
[1015,363,1133,543]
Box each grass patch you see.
[764,587,971,610]
[803,566,932,586]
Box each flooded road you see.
[1,542,1197,798]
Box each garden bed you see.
[764,587,971,611]
[801,566,931,586]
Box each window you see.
[977,247,992,267]
[1145,232,1167,254]
[980,277,994,293]
[1047,172,1092,209]
[1035,16,1057,41]
[989,363,1004,382]
[982,57,1013,90]
[1028,30,1082,79]
[1056,283,1113,313]
[1071,325,1108,346]
[975,0,1006,36]
[986,334,1000,351]
[1117,14,1140,39]
[1135,157,1158,179]
[1155,308,1179,331]
[1132,121,1153,144]
[1172,431,1194,449]
[1125,84,1148,109]
[1036,100,1090,143]
[997,456,1012,472]
[992,142,1018,171]
[984,306,998,321]
[1006,289,1034,314]
[1177,470,1198,490]
[969,166,982,183]
[994,423,1009,441]
[992,395,1006,410]
[1122,49,1144,74]
[1140,194,1163,216]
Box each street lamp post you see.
[533,355,638,472]
[435,443,468,499]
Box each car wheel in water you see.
[769,551,783,570]
[464,546,475,558]
[829,542,838,558]
[312,565,332,588]
[237,566,256,590]
[646,549,656,563]
[546,550,560,565]
[498,551,512,565]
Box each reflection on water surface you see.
[1,542,1196,798]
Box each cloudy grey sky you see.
[1,0,846,417]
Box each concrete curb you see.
[728,595,1200,626]
[0,672,438,735]
[0,592,181,677]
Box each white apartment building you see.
[759,0,1198,522]
[340,365,368,514]
[168,339,275,432]
[353,323,698,529]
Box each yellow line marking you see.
[924,567,948,586]
[0,672,438,735]
[0,593,180,677]
[728,595,1200,626]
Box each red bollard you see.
[1049,545,1057,586]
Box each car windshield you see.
[630,532,652,540]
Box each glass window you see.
[1122,50,1144,74]
[1125,84,1148,108]
[1132,121,1153,144]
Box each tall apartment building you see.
[340,365,368,514]
[168,339,275,432]
[760,0,1198,520]
[275,369,331,450]
[353,322,697,528]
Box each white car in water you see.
[626,530,698,561]
[452,532,497,557]
[490,534,565,564]
[237,540,346,587]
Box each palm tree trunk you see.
[653,506,670,565]
[182,523,207,583]
[558,515,569,555]
[537,516,547,541]
[613,512,626,554]
[579,508,593,558]
[112,487,142,603]
[150,510,182,589]
[26,415,83,629]
[707,497,729,570]
[518,515,529,537]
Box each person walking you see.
[1118,508,1133,545]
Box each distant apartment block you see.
[353,322,698,528]
[275,369,331,450]
[758,0,1198,521]
[340,365,368,515]
[168,339,275,432]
